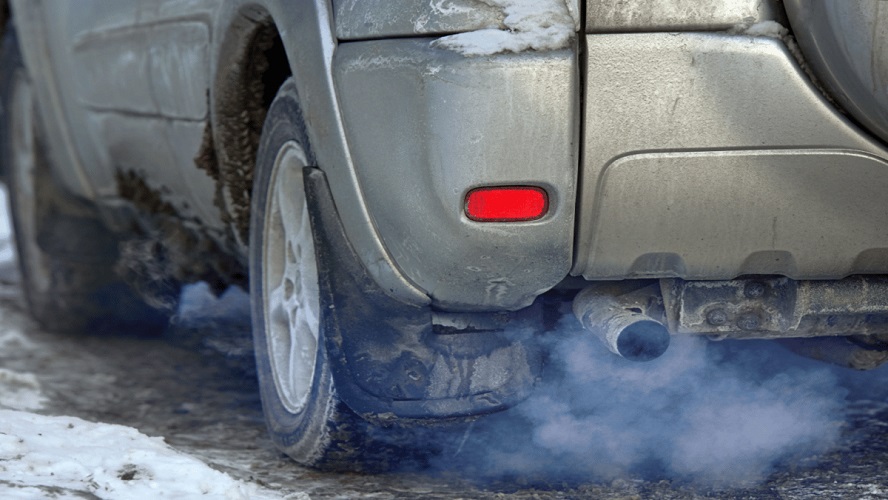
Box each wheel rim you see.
[8,70,50,294]
[262,141,321,415]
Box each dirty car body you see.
[4,0,888,469]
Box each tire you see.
[250,79,418,471]
[0,29,171,334]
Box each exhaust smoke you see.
[427,314,864,488]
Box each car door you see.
[36,0,222,230]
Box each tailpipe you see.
[572,285,670,362]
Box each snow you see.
[432,0,576,56]
[0,369,46,411]
[731,20,789,39]
[0,410,292,499]
[0,330,292,500]
[428,0,475,18]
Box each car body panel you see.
[572,32,888,281]
[12,0,221,228]
[221,0,432,305]
[9,1,99,198]
[587,149,888,279]
[334,39,579,311]
[11,0,432,305]
[332,0,777,42]
[71,17,220,228]
[333,0,503,40]
[333,0,582,41]
[585,0,781,32]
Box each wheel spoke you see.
[276,168,306,244]
[262,142,321,415]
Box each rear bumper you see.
[333,30,888,312]
[573,33,888,281]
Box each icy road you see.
[2,183,888,498]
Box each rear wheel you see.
[0,29,170,333]
[250,79,417,471]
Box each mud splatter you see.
[193,117,220,182]
[114,170,246,306]
[213,21,289,245]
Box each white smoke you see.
[433,317,856,488]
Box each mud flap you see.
[303,167,541,420]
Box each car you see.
[3,0,888,471]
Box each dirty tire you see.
[251,79,420,472]
[0,29,170,334]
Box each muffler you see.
[573,284,670,362]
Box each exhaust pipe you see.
[573,285,670,362]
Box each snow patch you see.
[731,20,789,39]
[0,410,288,499]
[0,369,46,411]
[432,0,576,56]
[0,327,36,350]
[430,0,476,17]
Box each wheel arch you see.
[209,0,429,306]
[207,4,292,248]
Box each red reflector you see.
[465,186,549,222]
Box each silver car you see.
[3,0,888,470]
